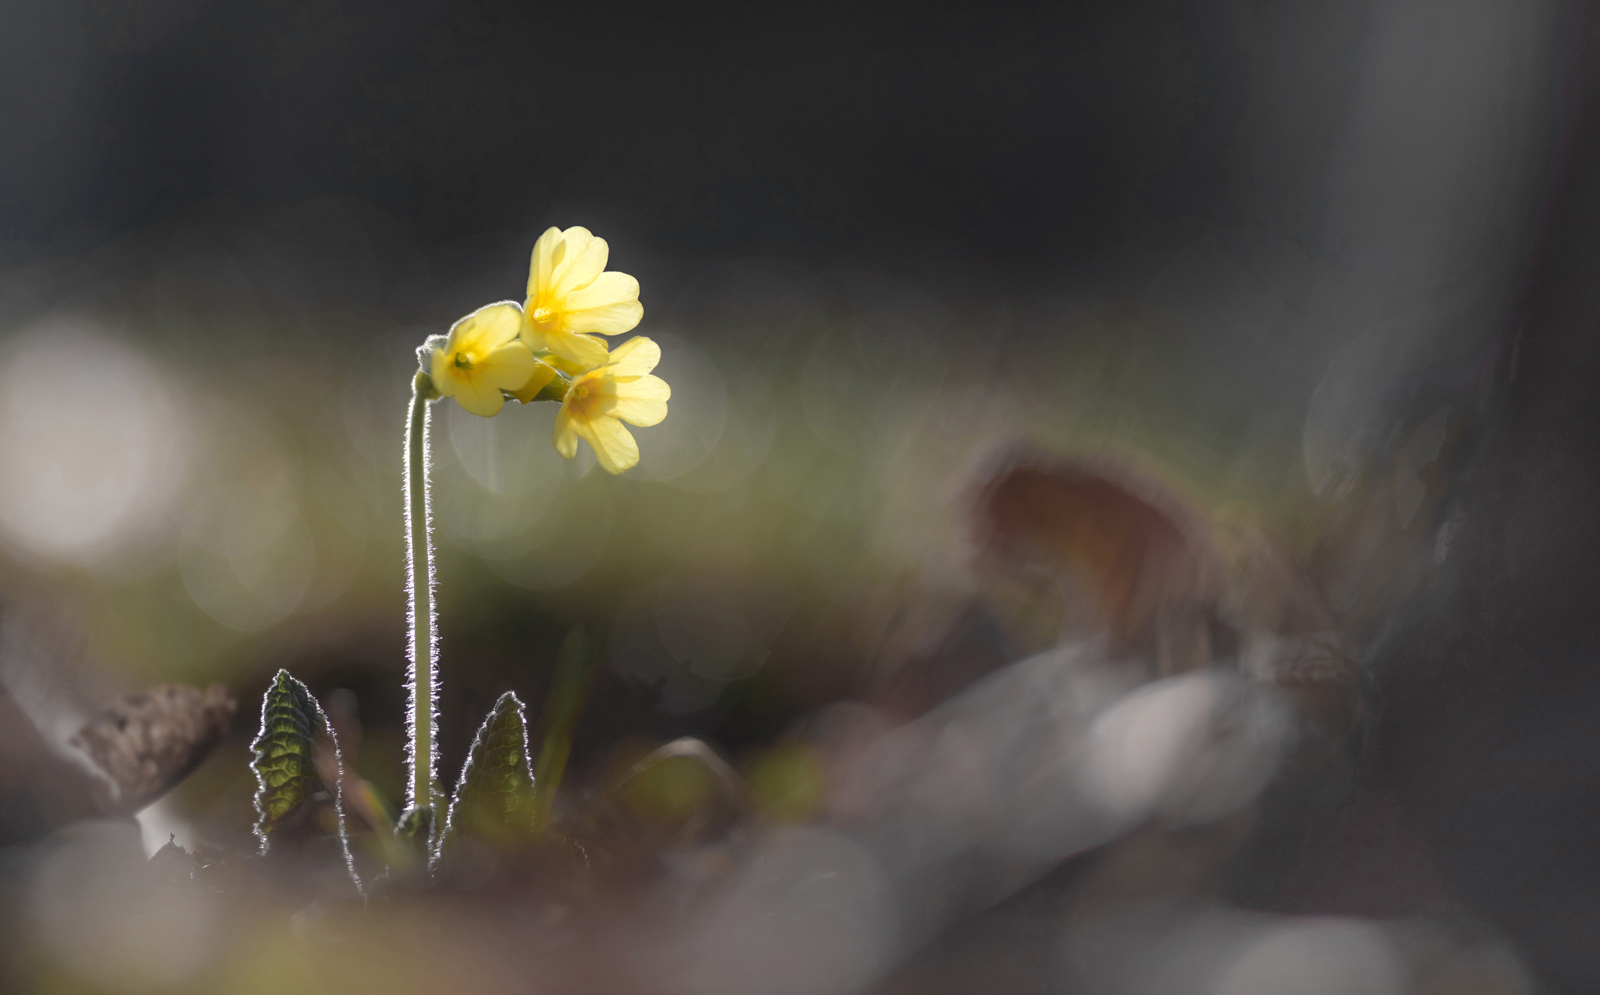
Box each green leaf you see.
[613,737,751,844]
[249,669,363,894]
[249,670,320,843]
[530,627,599,833]
[435,691,535,862]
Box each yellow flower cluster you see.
[422,227,669,474]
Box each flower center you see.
[531,306,555,326]
[453,350,475,370]
[566,377,605,418]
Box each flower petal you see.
[606,336,661,378]
[563,271,639,310]
[527,227,562,300]
[552,406,580,458]
[573,415,640,474]
[609,386,668,428]
[618,373,670,401]
[453,378,507,418]
[520,313,549,353]
[430,349,463,396]
[555,227,589,266]
[562,271,643,334]
[564,299,644,336]
[480,340,537,390]
[543,329,611,369]
[449,301,524,352]
[551,228,609,296]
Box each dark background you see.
[3,0,1377,288]
[1,0,1597,991]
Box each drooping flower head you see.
[553,336,670,474]
[522,226,644,369]
[427,302,536,417]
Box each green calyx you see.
[528,372,571,403]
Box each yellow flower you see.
[522,226,643,369]
[553,336,670,474]
[429,302,536,417]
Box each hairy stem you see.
[402,371,439,841]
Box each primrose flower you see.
[428,302,536,417]
[553,336,670,474]
[522,226,644,369]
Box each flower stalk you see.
[401,368,441,849]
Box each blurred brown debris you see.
[70,683,237,816]
[964,446,1373,759]
[967,448,1227,675]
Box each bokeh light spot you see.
[0,320,185,568]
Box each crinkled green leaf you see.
[250,670,322,844]
[249,669,363,895]
[435,691,535,862]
